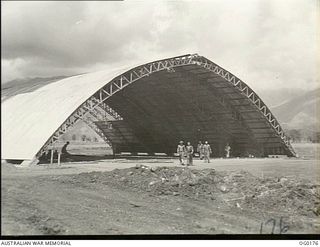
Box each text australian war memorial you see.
[1,54,296,165]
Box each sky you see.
[1,0,319,93]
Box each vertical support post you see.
[50,149,54,165]
[58,152,61,166]
[112,144,117,159]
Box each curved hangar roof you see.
[2,54,296,160]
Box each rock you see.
[127,171,133,176]
[233,174,243,178]
[173,192,180,196]
[188,181,198,186]
[280,177,288,186]
[313,206,320,216]
[220,185,228,192]
[129,202,142,207]
[267,183,282,189]
[171,182,180,187]
[149,181,158,186]
[280,177,288,182]
[53,225,61,232]
[195,223,202,228]
[176,207,181,211]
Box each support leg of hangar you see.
[20,158,39,167]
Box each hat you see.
[179,141,184,144]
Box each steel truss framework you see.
[37,54,296,158]
[193,56,296,156]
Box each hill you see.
[271,88,320,131]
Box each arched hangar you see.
[2,54,296,163]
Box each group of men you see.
[176,141,213,166]
[176,141,232,166]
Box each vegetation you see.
[287,129,320,143]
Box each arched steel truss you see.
[36,54,296,158]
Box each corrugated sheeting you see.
[1,63,138,160]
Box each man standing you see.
[186,142,194,166]
[197,141,204,160]
[61,141,70,156]
[225,143,231,158]
[177,141,186,165]
[203,141,212,163]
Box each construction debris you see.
[63,165,319,218]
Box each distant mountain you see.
[271,88,320,131]
[256,87,311,108]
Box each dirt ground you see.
[1,154,319,235]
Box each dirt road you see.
[1,158,319,235]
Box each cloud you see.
[1,0,319,92]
